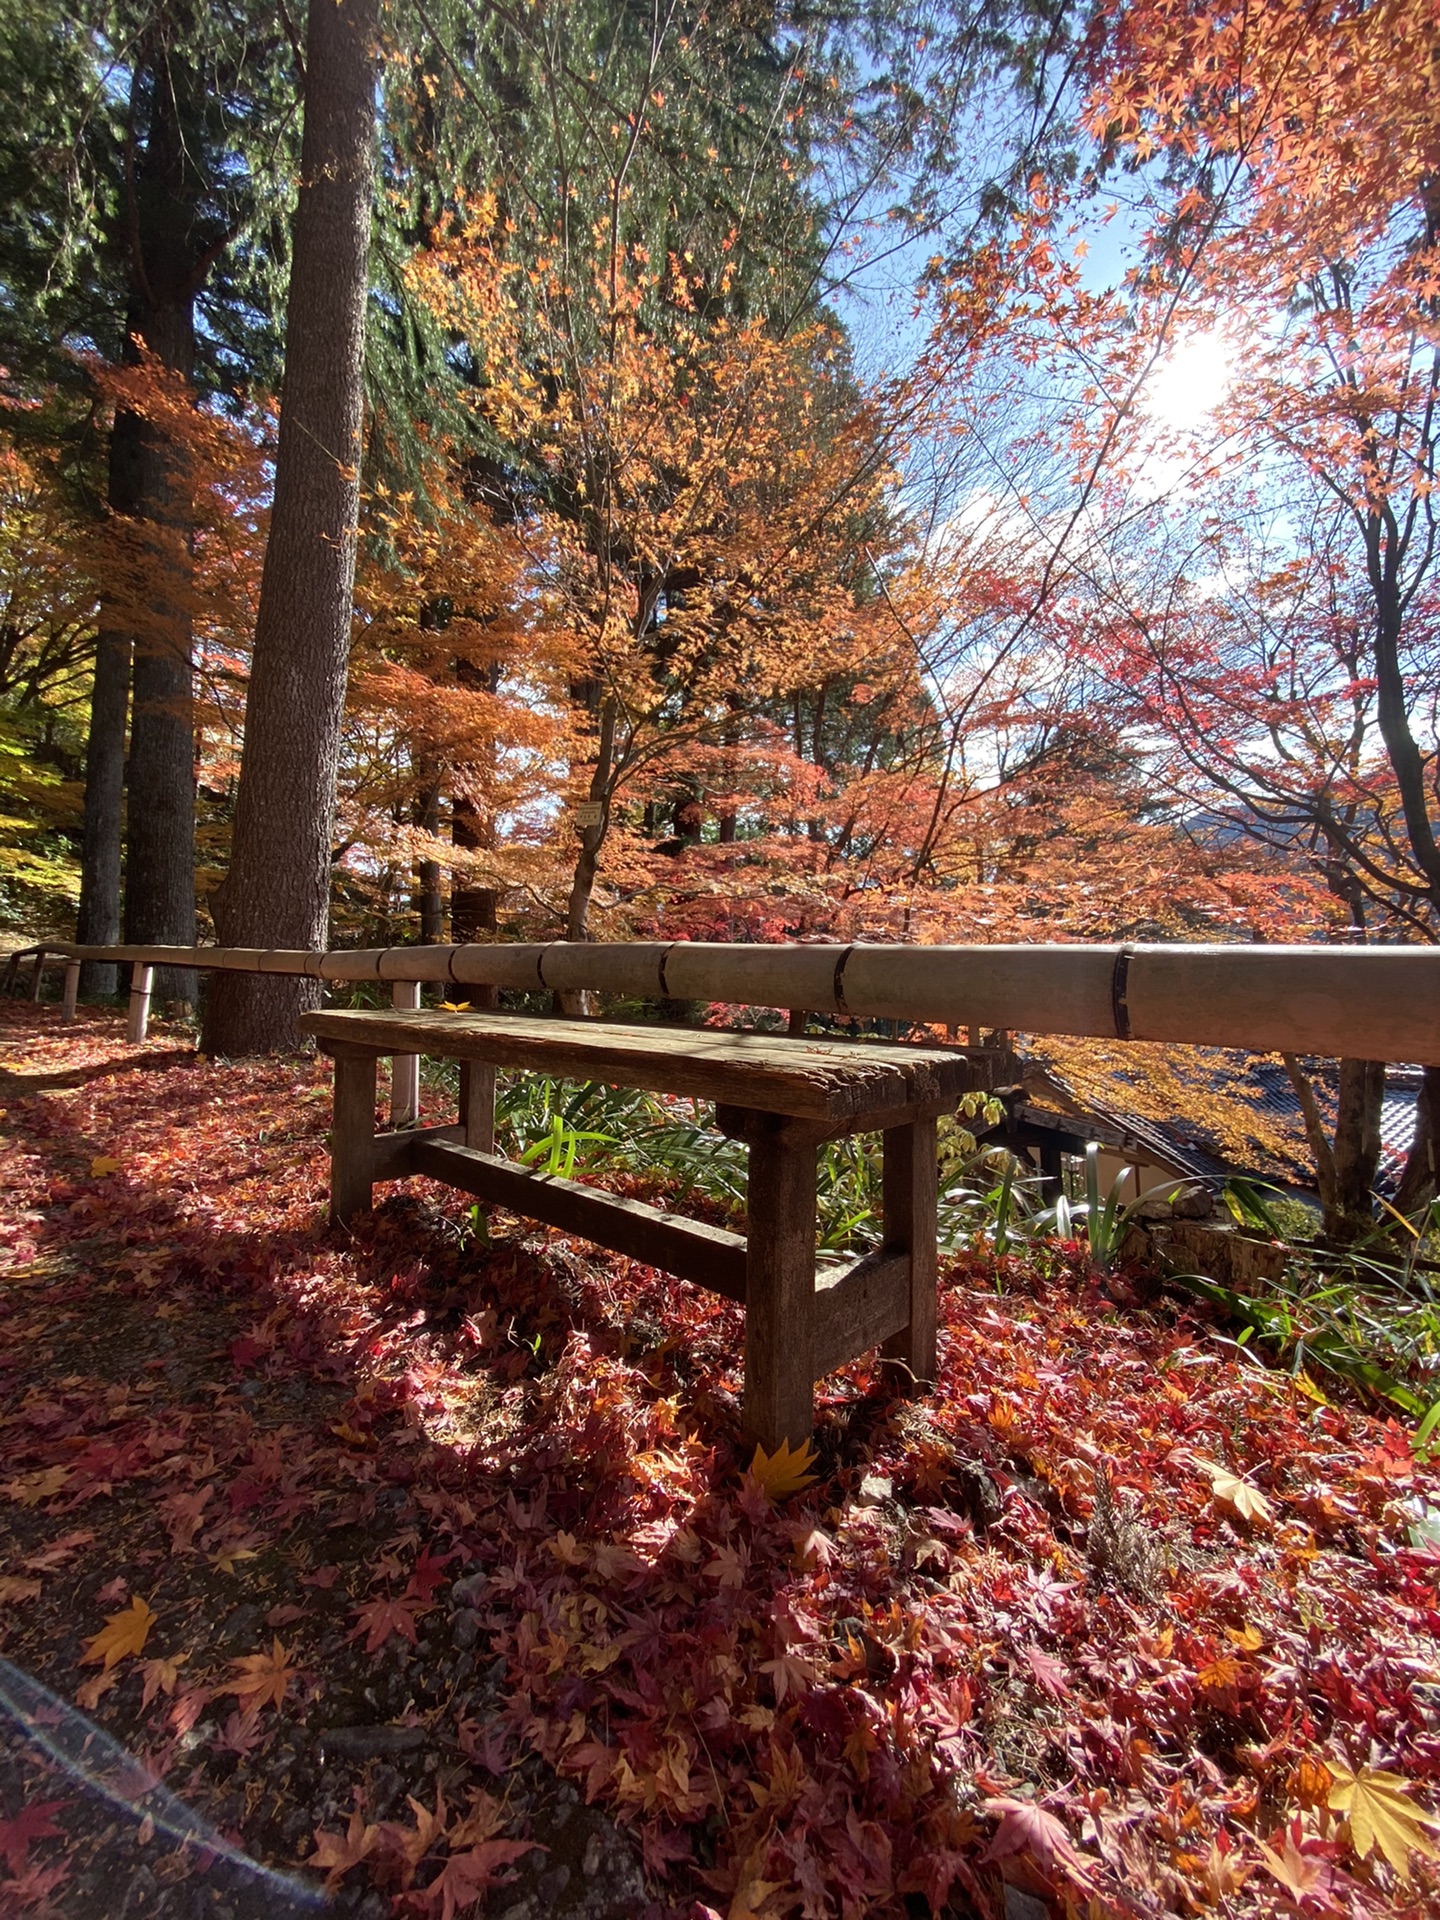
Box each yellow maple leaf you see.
[1196,1457,1273,1526]
[90,1155,120,1177]
[439,999,470,1012]
[81,1594,156,1669]
[1328,1764,1440,1879]
[747,1437,818,1502]
[225,1638,295,1711]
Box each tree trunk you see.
[564,694,617,944]
[413,774,444,942]
[75,624,130,999]
[1283,1053,1385,1243]
[120,291,197,1006]
[1394,1063,1440,1217]
[203,0,379,1054]
[451,795,498,943]
[76,27,201,1003]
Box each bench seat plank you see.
[408,1135,748,1300]
[300,1008,976,1122]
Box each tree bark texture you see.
[1283,1053,1385,1243]
[75,623,130,999]
[413,774,444,942]
[204,0,379,1054]
[77,25,202,1002]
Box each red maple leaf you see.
[405,1546,458,1607]
[349,1595,421,1654]
[0,1801,66,1874]
[981,1798,1094,1889]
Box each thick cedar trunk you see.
[76,30,200,1002]
[203,0,379,1054]
[120,292,197,1006]
[75,624,130,998]
[1283,1053,1385,1243]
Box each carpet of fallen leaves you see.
[1,1000,1439,1920]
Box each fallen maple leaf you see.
[80,1594,156,1670]
[747,1437,818,1502]
[1195,1457,1273,1526]
[74,1668,119,1712]
[138,1653,188,1707]
[981,1797,1095,1889]
[1328,1763,1440,1879]
[0,1578,42,1604]
[307,1810,380,1891]
[349,1595,421,1654]
[225,1639,295,1711]
[0,1800,66,1874]
[2,1467,70,1507]
[411,1840,537,1919]
[89,1156,120,1177]
[1257,1822,1340,1907]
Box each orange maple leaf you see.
[224,1638,295,1711]
[307,1810,380,1891]
[80,1595,156,1670]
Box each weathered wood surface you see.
[743,1129,821,1449]
[880,1115,939,1388]
[300,1008,980,1122]
[407,1135,749,1299]
[811,1250,910,1380]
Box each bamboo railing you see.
[10,937,1439,1068]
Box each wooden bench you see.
[299,1007,993,1449]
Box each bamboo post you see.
[389,979,421,1125]
[61,960,81,1022]
[880,1115,938,1391]
[742,1121,819,1450]
[787,1008,807,1036]
[331,1048,378,1224]
[126,964,153,1042]
[29,948,46,1001]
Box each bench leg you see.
[332,1050,378,1224]
[881,1114,938,1391]
[459,1061,496,1154]
[62,960,81,1022]
[742,1128,818,1451]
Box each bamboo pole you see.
[62,960,81,1021]
[389,979,421,1124]
[127,964,154,1043]
[40,939,1440,1067]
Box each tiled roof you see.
[1018,1036,1420,1197]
